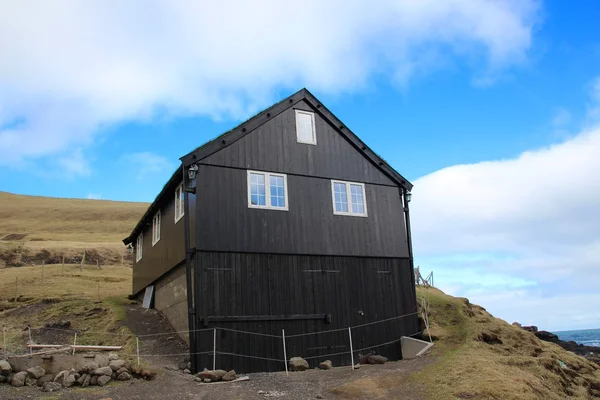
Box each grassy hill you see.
[0,191,148,267]
[412,287,600,399]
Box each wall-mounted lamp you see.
[187,164,199,180]
[126,244,133,254]
[406,192,412,203]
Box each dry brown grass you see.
[412,287,600,400]
[0,263,135,356]
[0,191,148,243]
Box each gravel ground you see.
[0,357,430,400]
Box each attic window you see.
[247,170,288,211]
[174,183,184,223]
[136,233,143,262]
[331,180,368,217]
[295,110,316,145]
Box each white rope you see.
[215,327,282,338]
[215,351,284,363]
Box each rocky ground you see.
[0,357,431,400]
[516,324,600,366]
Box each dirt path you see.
[0,357,431,400]
[120,304,189,369]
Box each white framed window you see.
[152,211,161,246]
[247,170,288,211]
[136,233,143,262]
[174,183,184,223]
[331,180,368,217]
[295,110,317,145]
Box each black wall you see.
[201,100,396,187]
[194,252,418,372]
[195,164,408,257]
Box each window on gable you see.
[136,233,143,262]
[295,110,316,145]
[152,211,161,246]
[331,180,367,217]
[248,170,288,210]
[174,183,184,223]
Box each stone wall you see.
[153,262,189,344]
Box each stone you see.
[318,360,333,370]
[111,372,117,379]
[90,375,98,386]
[63,374,76,388]
[82,374,91,388]
[26,365,46,379]
[38,374,54,386]
[194,377,202,382]
[53,370,69,385]
[522,325,538,333]
[536,330,560,342]
[109,359,126,371]
[203,378,211,383]
[0,359,12,374]
[116,367,129,374]
[82,362,99,373]
[25,376,38,386]
[512,322,522,327]
[316,395,324,399]
[97,375,111,386]
[76,373,87,386]
[109,353,119,361]
[479,332,503,345]
[42,382,62,392]
[222,370,237,381]
[289,357,309,371]
[183,369,191,374]
[359,354,388,365]
[353,364,361,369]
[95,366,113,376]
[117,372,132,381]
[198,369,221,382]
[178,361,188,370]
[11,371,28,387]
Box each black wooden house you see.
[123,88,417,373]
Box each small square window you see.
[331,180,367,217]
[248,170,288,211]
[295,110,316,145]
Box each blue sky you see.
[1,1,599,330]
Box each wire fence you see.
[1,309,428,372]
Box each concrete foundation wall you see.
[153,262,189,344]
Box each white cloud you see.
[412,125,600,330]
[121,152,174,180]
[0,0,539,166]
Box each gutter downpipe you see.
[182,164,197,373]
[402,188,417,310]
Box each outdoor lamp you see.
[187,164,199,180]
[406,192,412,203]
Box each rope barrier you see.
[215,326,282,339]
[215,351,284,363]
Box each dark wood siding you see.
[201,100,396,187]
[195,164,408,257]
[132,186,195,294]
[194,252,418,373]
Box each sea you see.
[554,328,600,348]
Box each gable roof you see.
[124,88,412,245]
[180,88,413,191]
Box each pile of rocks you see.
[194,368,237,383]
[0,354,136,393]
